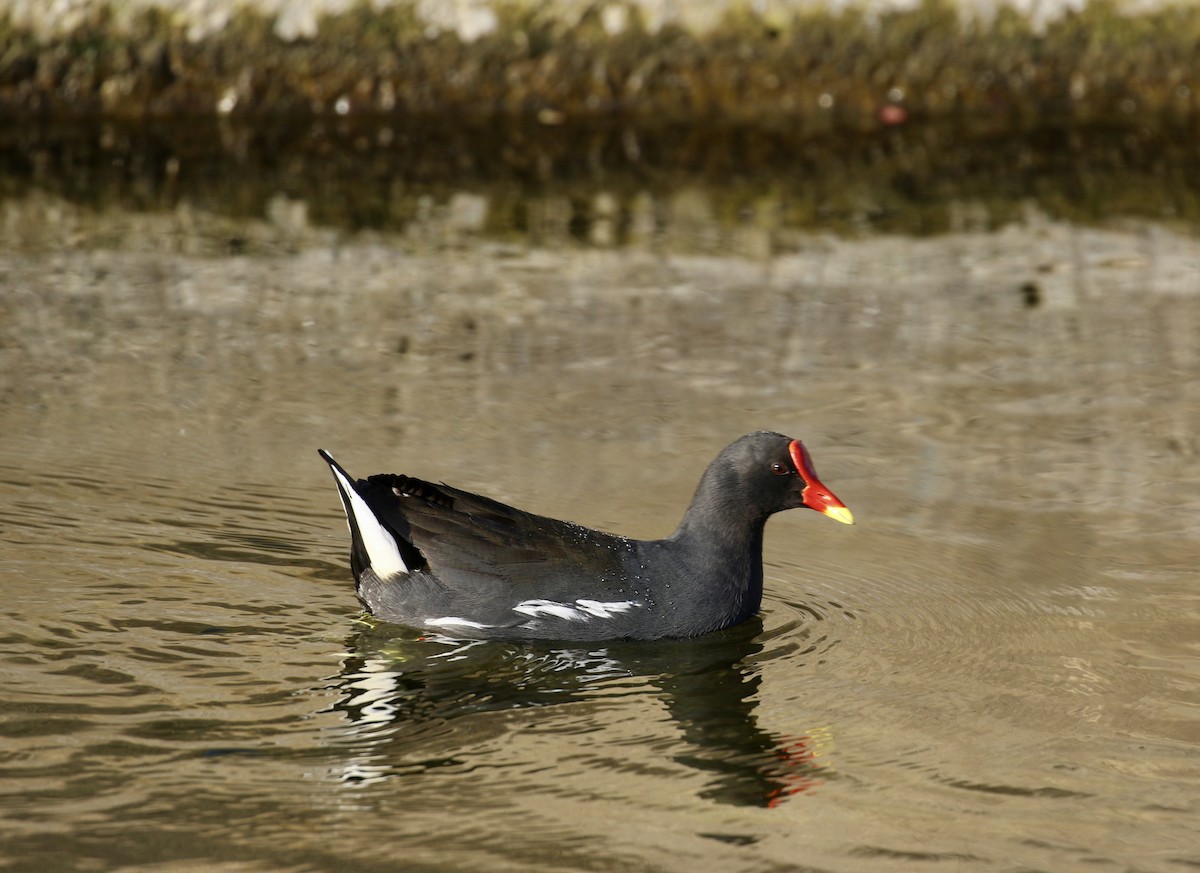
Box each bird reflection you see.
[322,617,830,808]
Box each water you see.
[2,135,1199,871]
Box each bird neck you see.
[672,468,770,550]
[670,509,766,576]
[668,494,767,621]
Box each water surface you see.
[1,164,1199,872]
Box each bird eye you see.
[771,462,790,476]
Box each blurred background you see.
[2,1,1198,871]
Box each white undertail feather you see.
[327,460,408,578]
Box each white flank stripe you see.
[328,462,408,578]
[513,598,642,622]
[424,617,493,630]
[574,599,640,619]
[513,599,585,621]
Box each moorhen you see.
[319,432,853,640]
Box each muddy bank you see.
[2,0,1199,129]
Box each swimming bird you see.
[319,432,852,641]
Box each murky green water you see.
[1,124,1199,872]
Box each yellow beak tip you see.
[823,506,855,526]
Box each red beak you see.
[789,440,854,525]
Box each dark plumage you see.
[319,432,852,641]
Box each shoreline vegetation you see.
[3,0,1198,238]
[1,0,1197,129]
